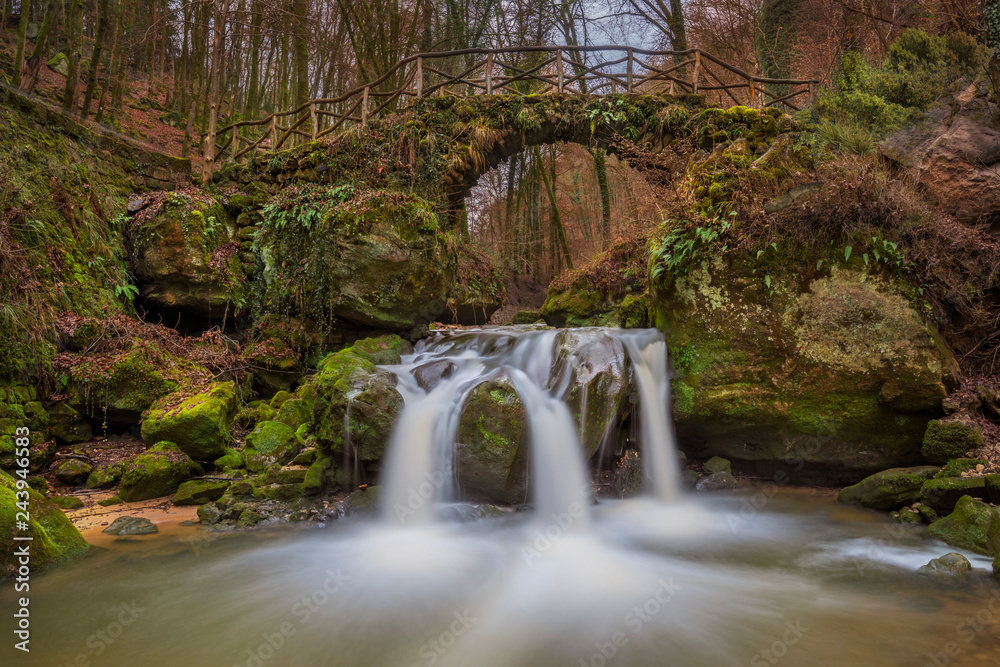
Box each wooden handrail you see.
[202,45,820,181]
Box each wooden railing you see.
[202,45,819,179]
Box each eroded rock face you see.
[130,192,247,324]
[256,189,456,331]
[654,262,960,477]
[881,80,1000,227]
[549,329,632,459]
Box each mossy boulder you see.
[119,442,203,502]
[130,191,247,324]
[276,399,312,429]
[173,479,231,505]
[1,469,89,575]
[351,334,412,365]
[936,458,988,479]
[243,421,300,472]
[46,402,92,443]
[653,260,959,477]
[924,495,1000,555]
[918,552,973,577]
[86,462,122,489]
[920,476,989,514]
[309,346,403,462]
[455,375,528,504]
[141,382,239,460]
[922,414,984,464]
[550,329,631,458]
[838,466,939,510]
[344,485,381,515]
[256,189,456,331]
[52,495,84,510]
[54,458,93,486]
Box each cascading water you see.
[379,326,680,525]
[15,325,1000,667]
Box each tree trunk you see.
[81,0,108,118]
[592,147,611,250]
[538,147,573,271]
[202,0,228,183]
[62,0,83,111]
[18,0,61,93]
[14,0,31,81]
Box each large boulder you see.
[455,374,528,504]
[256,189,456,331]
[881,81,1000,227]
[141,382,239,460]
[119,442,203,502]
[924,495,1000,556]
[130,191,247,324]
[837,466,940,510]
[46,403,92,444]
[653,262,959,478]
[1,469,89,575]
[549,329,632,458]
[309,346,403,461]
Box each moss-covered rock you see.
[924,495,1000,555]
[256,189,456,331]
[276,398,313,429]
[119,442,203,502]
[344,485,380,515]
[653,258,959,475]
[141,382,239,460]
[130,190,247,325]
[920,476,989,514]
[52,495,84,509]
[922,414,984,464]
[455,374,528,504]
[86,462,123,489]
[214,448,245,471]
[936,458,988,479]
[243,421,300,473]
[54,458,93,486]
[351,334,413,365]
[46,402,92,443]
[1,469,89,575]
[309,346,403,462]
[918,552,972,577]
[838,466,939,510]
[173,479,231,505]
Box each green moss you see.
[838,466,939,510]
[936,458,988,479]
[119,442,203,502]
[0,469,89,573]
[924,495,1000,556]
[141,382,239,460]
[923,418,984,464]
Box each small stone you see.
[102,516,158,535]
[126,197,148,214]
[703,456,732,475]
[52,495,84,510]
[918,552,972,577]
[98,495,123,506]
[696,471,739,492]
[197,502,222,525]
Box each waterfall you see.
[620,330,681,501]
[379,327,680,525]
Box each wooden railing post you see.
[415,57,423,98]
[486,52,493,94]
[556,48,564,94]
[270,115,277,150]
[309,103,318,140]
[627,48,633,93]
[361,86,370,125]
[692,51,701,94]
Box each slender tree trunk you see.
[81,0,108,118]
[592,148,611,250]
[18,0,60,93]
[537,147,573,271]
[62,0,82,111]
[202,0,228,183]
[14,0,31,82]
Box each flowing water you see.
[5,327,1000,666]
